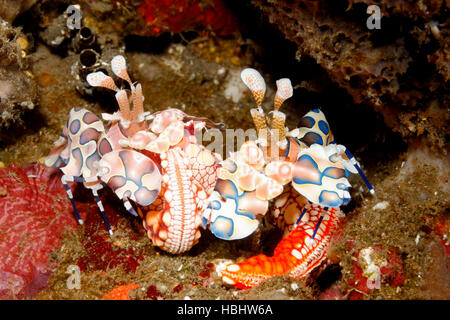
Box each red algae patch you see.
[0,163,77,299]
[76,198,145,273]
[146,284,163,300]
[135,0,237,36]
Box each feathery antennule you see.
[270,111,287,147]
[250,108,267,131]
[250,108,269,146]
[131,83,144,122]
[110,56,147,135]
[86,71,119,91]
[111,55,132,85]
[241,68,266,108]
[271,78,292,147]
[115,90,131,122]
[111,55,145,129]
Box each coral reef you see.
[330,143,449,299]
[249,0,449,150]
[0,0,37,23]
[0,0,448,301]
[135,0,238,36]
[351,0,444,18]
[340,246,406,299]
[32,0,237,39]
[0,18,37,142]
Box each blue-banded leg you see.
[91,186,113,236]
[61,175,85,225]
[294,206,308,229]
[344,149,375,195]
[312,206,327,240]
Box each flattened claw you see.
[291,144,350,207]
[99,149,161,207]
[254,176,283,201]
[203,179,268,240]
[150,109,185,134]
[237,141,265,170]
[160,120,185,146]
[236,163,258,191]
[145,135,170,153]
[265,160,294,185]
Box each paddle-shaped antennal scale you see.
[111,55,132,85]
[241,68,266,109]
[274,78,293,110]
[86,71,118,91]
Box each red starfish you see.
[217,204,344,289]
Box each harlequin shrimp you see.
[213,68,374,289]
[45,55,223,254]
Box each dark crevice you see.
[0,109,46,148]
